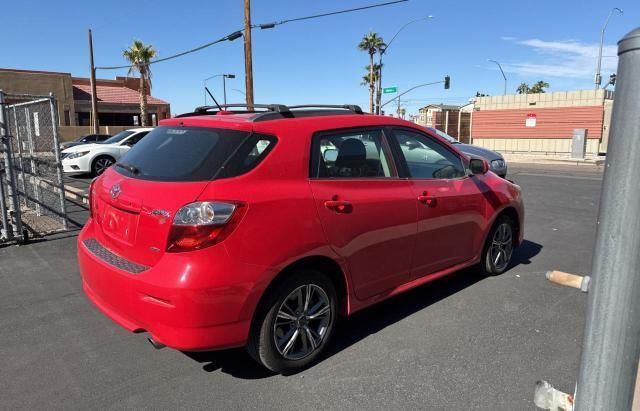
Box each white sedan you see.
[61,128,153,176]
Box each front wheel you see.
[91,155,115,177]
[247,270,337,374]
[480,216,515,276]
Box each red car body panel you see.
[78,113,524,351]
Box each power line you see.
[255,0,408,28]
[96,31,243,70]
[96,0,408,71]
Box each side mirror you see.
[469,158,489,175]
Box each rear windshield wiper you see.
[115,162,140,175]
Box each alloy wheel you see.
[489,222,513,272]
[273,284,331,361]
[95,158,114,175]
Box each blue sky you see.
[2,0,638,115]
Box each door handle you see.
[417,192,437,207]
[324,199,352,213]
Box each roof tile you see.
[73,84,168,105]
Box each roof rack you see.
[288,104,363,114]
[174,103,365,120]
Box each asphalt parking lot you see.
[1,163,603,409]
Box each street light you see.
[376,16,433,114]
[203,73,236,105]
[488,59,507,95]
[595,7,623,89]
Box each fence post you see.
[12,105,27,209]
[24,106,41,215]
[0,90,24,241]
[48,93,68,230]
[0,166,9,240]
[574,27,640,410]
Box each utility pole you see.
[88,29,99,134]
[574,27,640,410]
[243,0,254,109]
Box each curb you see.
[64,184,88,204]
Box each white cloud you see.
[500,38,618,79]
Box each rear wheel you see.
[91,155,115,177]
[247,270,337,374]
[480,215,515,276]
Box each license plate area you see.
[102,204,139,245]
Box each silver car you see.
[428,128,508,178]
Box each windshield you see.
[427,127,459,144]
[115,126,276,182]
[102,130,134,145]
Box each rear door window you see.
[115,126,275,181]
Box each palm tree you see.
[516,82,530,94]
[123,40,157,126]
[358,32,385,113]
[360,64,382,87]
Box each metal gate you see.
[0,90,68,243]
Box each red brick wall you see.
[472,106,603,139]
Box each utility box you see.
[571,129,587,159]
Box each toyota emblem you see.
[110,183,121,199]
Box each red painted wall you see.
[472,106,603,139]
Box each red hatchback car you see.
[78,104,524,373]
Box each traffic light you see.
[608,74,616,86]
[444,75,450,90]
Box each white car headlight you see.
[66,151,90,160]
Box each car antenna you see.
[204,87,223,111]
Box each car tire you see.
[91,155,115,177]
[247,269,338,374]
[480,215,516,276]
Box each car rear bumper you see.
[78,221,262,351]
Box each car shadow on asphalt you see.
[182,240,542,379]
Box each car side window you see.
[392,128,466,179]
[123,131,149,146]
[311,129,395,178]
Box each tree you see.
[516,82,530,94]
[358,32,385,113]
[516,81,550,94]
[123,40,157,126]
[529,80,550,94]
[360,64,382,87]
[476,91,490,97]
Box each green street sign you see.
[383,86,398,94]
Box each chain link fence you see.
[0,91,68,243]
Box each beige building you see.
[414,103,474,143]
[471,89,614,155]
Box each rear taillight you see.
[166,201,245,252]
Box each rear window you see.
[115,126,276,181]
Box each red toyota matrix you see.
[78,104,524,373]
